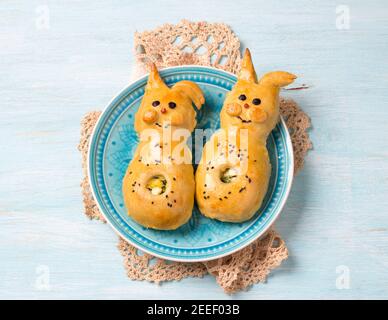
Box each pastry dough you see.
[195,49,296,222]
[122,64,204,230]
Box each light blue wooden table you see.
[1,0,388,299]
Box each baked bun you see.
[195,49,296,222]
[122,64,204,230]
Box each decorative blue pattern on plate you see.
[88,66,294,262]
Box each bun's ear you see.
[259,71,297,88]
[146,63,169,91]
[238,48,257,83]
[172,80,205,109]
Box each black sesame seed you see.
[238,94,247,101]
[252,98,261,105]
[219,198,223,201]
[174,200,177,203]
[152,100,160,107]
[228,191,232,194]
[168,102,176,109]
[173,177,176,181]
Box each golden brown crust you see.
[122,64,204,230]
[195,131,271,222]
[123,149,195,229]
[195,49,296,222]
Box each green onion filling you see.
[220,168,238,183]
[146,175,167,195]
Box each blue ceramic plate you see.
[88,66,293,262]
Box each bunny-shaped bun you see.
[195,49,296,222]
[122,64,204,230]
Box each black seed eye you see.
[168,102,176,109]
[252,98,261,105]
[238,94,247,101]
[152,101,160,107]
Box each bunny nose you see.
[161,107,167,114]
[244,103,250,109]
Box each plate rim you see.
[87,65,294,262]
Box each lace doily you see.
[78,20,312,294]
[134,20,241,75]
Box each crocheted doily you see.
[78,20,312,294]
